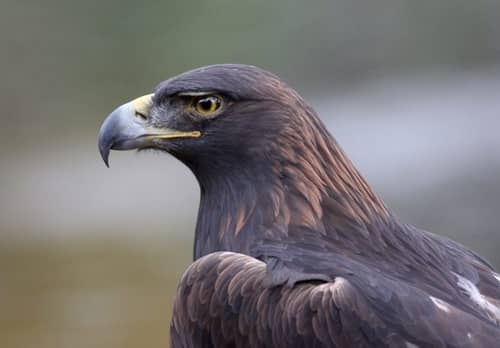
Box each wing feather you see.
[171,251,500,348]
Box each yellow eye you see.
[192,95,223,116]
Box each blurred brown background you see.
[1,1,500,347]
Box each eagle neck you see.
[192,139,393,261]
[193,163,273,260]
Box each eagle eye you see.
[192,95,223,116]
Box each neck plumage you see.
[191,119,393,260]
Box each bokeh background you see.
[1,1,500,347]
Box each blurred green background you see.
[1,1,500,347]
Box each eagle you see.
[98,64,500,347]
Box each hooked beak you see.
[98,94,201,167]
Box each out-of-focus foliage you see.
[1,238,191,348]
[1,1,499,347]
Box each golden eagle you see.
[98,65,500,347]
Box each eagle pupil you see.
[200,98,213,111]
[195,95,221,114]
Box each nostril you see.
[135,111,148,121]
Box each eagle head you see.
[98,64,315,177]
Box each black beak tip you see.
[98,113,117,168]
[98,134,112,168]
[99,143,111,168]
[103,156,110,168]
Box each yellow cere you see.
[131,94,154,118]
